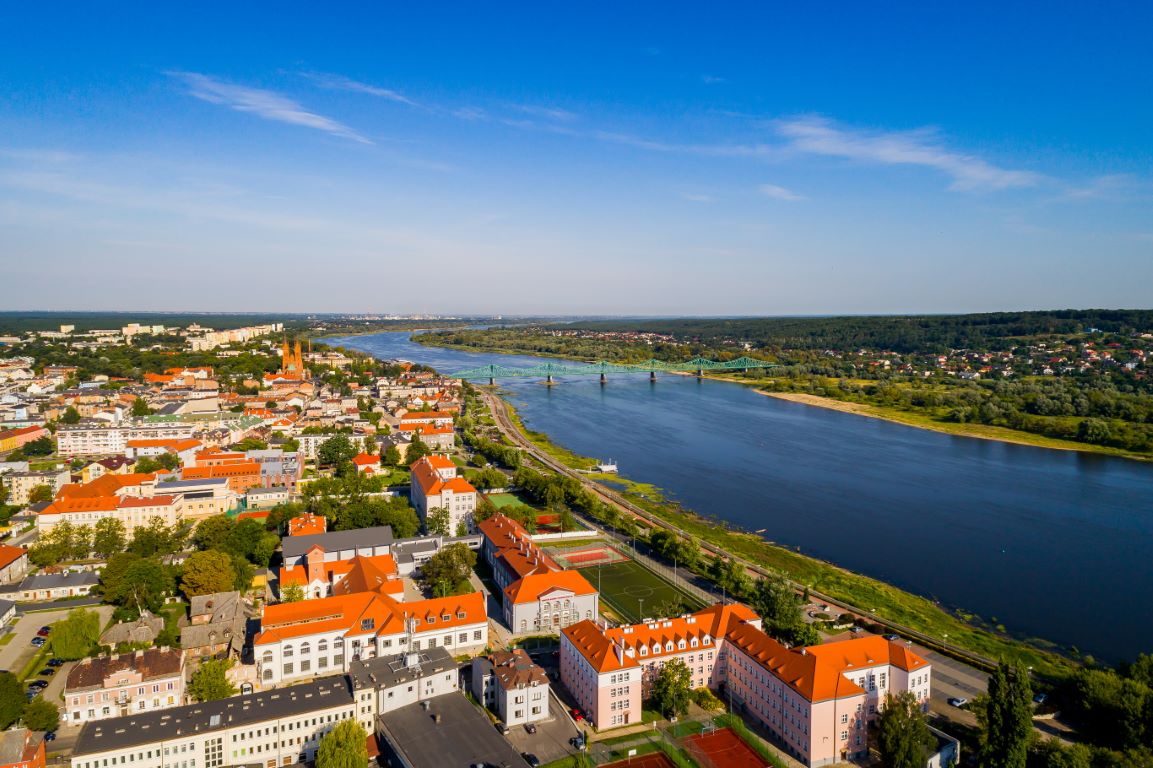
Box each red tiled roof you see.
[506,570,597,604]
[0,545,27,571]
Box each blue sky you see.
[1,2,1150,315]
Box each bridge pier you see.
[650,371,657,382]
[546,374,554,386]
[489,377,495,386]
[600,373,607,385]
[695,368,703,378]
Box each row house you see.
[0,425,48,452]
[254,591,487,687]
[471,649,551,727]
[63,648,185,725]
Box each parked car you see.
[36,627,51,637]
[1033,693,1048,705]
[30,637,45,647]
[883,634,900,641]
[570,735,586,750]
[47,658,64,667]
[495,721,510,735]
[522,754,540,768]
[570,707,584,722]
[524,723,537,735]
[44,732,56,742]
[948,697,968,708]
[38,668,54,677]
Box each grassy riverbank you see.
[497,391,1077,679]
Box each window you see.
[361,618,374,631]
[318,640,328,653]
[300,643,311,655]
[283,663,294,675]
[283,645,294,658]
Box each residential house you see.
[99,614,165,649]
[63,648,185,725]
[11,571,99,601]
[179,591,247,661]
[2,468,70,506]
[471,649,551,727]
[0,545,29,585]
[0,728,45,768]
[0,425,48,453]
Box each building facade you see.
[409,455,477,535]
[471,649,551,727]
[63,649,185,725]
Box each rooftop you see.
[346,646,456,692]
[66,648,183,692]
[378,692,525,768]
[73,677,352,756]
[282,525,394,561]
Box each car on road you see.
[569,735,585,750]
[947,697,968,708]
[522,754,540,768]
[37,627,51,637]
[30,637,45,647]
[524,723,537,734]
[570,707,584,722]
[495,721,510,735]
[44,732,56,742]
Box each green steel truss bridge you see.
[452,356,777,383]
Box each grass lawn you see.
[592,560,705,623]
[486,492,536,510]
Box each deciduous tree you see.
[22,697,60,732]
[425,506,450,536]
[92,517,127,559]
[27,484,54,504]
[650,657,692,719]
[50,608,101,660]
[316,719,367,768]
[188,659,237,702]
[181,550,237,597]
[0,672,23,729]
[420,542,476,597]
[877,692,933,768]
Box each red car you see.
[571,708,584,722]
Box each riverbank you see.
[417,335,1151,463]
[491,387,1077,679]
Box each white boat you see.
[594,459,618,473]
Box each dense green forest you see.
[559,310,1153,354]
[0,311,303,335]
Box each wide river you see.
[331,331,1153,662]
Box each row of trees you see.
[30,517,189,567]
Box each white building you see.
[409,455,477,535]
[254,590,487,687]
[57,421,195,457]
[471,649,551,727]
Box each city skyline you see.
[2,2,1150,314]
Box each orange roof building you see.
[181,461,262,494]
[287,512,327,537]
[409,456,477,536]
[560,602,932,762]
[254,590,487,686]
[279,551,403,601]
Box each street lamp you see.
[638,598,645,622]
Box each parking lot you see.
[503,691,582,765]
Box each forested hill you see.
[556,310,1153,354]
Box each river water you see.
[330,331,1153,662]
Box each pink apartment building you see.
[561,603,931,767]
[63,648,185,725]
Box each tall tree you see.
[425,506,451,536]
[979,662,1033,768]
[59,406,81,424]
[100,553,173,615]
[317,435,356,467]
[22,697,60,732]
[181,550,237,597]
[27,484,54,504]
[92,517,127,559]
[50,608,101,660]
[0,672,23,729]
[650,657,692,719]
[420,542,476,597]
[281,583,305,603]
[877,692,933,768]
[383,444,401,467]
[316,719,368,768]
[188,659,238,702]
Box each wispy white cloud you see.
[774,116,1041,191]
[701,75,726,84]
[510,104,578,122]
[758,183,805,202]
[170,71,372,144]
[300,72,420,107]
[1056,174,1142,202]
[681,192,714,203]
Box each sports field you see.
[603,752,675,768]
[485,492,535,509]
[588,559,705,623]
[683,728,766,768]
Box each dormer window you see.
[441,614,451,622]
[677,640,686,650]
[639,646,648,657]
[665,642,674,652]
[360,618,374,631]
[690,638,699,648]
[457,611,466,619]
[427,616,436,624]
[703,636,712,645]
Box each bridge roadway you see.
[452,356,777,383]
[475,388,1019,732]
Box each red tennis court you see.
[603,752,675,768]
[683,727,767,768]
[548,543,630,568]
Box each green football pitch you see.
[586,559,705,623]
